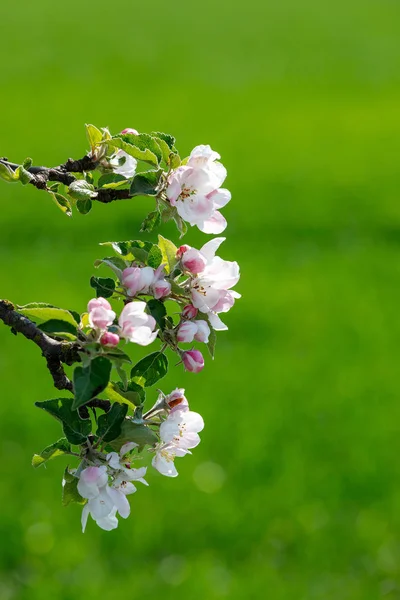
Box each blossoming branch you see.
[0,125,240,532]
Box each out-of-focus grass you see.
[1,0,400,598]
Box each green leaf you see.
[90,276,115,298]
[150,131,176,149]
[73,357,112,410]
[62,468,85,506]
[130,169,162,197]
[35,398,91,445]
[141,209,161,233]
[130,352,168,388]
[147,244,163,269]
[152,137,172,164]
[100,240,157,265]
[173,213,188,237]
[15,165,33,185]
[85,124,103,152]
[32,437,71,468]
[0,162,18,183]
[18,304,79,328]
[96,402,128,442]
[157,235,178,274]
[38,319,78,339]
[102,348,132,365]
[110,418,158,451]
[97,173,129,189]
[147,299,167,330]
[94,256,127,277]
[207,326,217,359]
[49,191,72,217]
[103,133,161,166]
[76,197,92,215]
[68,180,97,201]
[106,382,140,410]
[169,153,181,169]
[22,157,33,169]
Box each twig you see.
[0,300,80,392]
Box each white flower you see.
[109,150,137,178]
[151,265,171,300]
[119,301,158,346]
[166,144,230,234]
[122,266,155,297]
[152,408,204,477]
[180,238,240,330]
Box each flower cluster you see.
[166,145,230,234]
[0,126,242,534]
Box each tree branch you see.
[0,300,80,392]
[0,157,132,203]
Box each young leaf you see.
[76,197,92,215]
[85,123,103,153]
[50,192,72,217]
[130,352,168,388]
[35,398,91,445]
[147,244,163,269]
[18,304,79,328]
[140,209,161,233]
[97,173,128,189]
[157,235,178,274]
[100,240,153,264]
[106,382,138,411]
[102,134,159,166]
[101,347,132,365]
[94,256,127,277]
[62,468,85,506]
[68,180,97,201]
[90,276,115,299]
[110,418,158,451]
[150,131,176,149]
[73,356,112,410]
[32,437,71,468]
[96,402,128,442]
[0,162,18,182]
[15,165,33,185]
[130,169,162,197]
[207,326,217,359]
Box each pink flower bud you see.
[100,332,120,347]
[87,297,112,313]
[177,321,198,343]
[182,304,198,319]
[181,350,204,373]
[176,244,190,259]
[166,388,188,412]
[121,128,139,135]
[88,297,116,330]
[153,279,171,300]
[181,248,207,274]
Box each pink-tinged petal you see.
[88,297,112,312]
[120,442,138,456]
[121,128,139,135]
[208,188,231,209]
[181,248,207,274]
[188,144,221,164]
[208,312,228,331]
[181,350,204,373]
[199,237,226,262]
[194,320,210,343]
[81,504,90,533]
[212,291,236,313]
[176,194,214,224]
[201,258,240,290]
[100,332,120,347]
[177,321,197,343]
[199,211,227,234]
[181,304,198,319]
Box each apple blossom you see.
[165,388,189,412]
[88,297,116,330]
[119,301,158,346]
[166,145,230,234]
[109,149,137,178]
[180,247,207,274]
[122,266,154,297]
[181,349,205,373]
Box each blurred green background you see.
[1,0,400,598]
